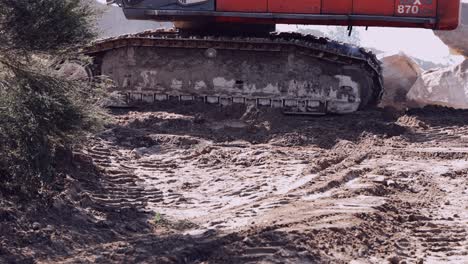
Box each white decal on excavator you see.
[397,5,419,14]
[397,0,433,15]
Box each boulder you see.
[407,60,468,109]
[434,2,468,57]
[380,53,422,109]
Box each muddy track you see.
[1,105,467,263]
[80,105,468,263]
[84,29,383,114]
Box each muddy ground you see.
[1,104,467,264]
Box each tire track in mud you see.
[383,197,468,264]
[397,113,468,147]
[231,243,316,264]
[409,166,468,264]
[357,150,468,264]
[82,123,383,263]
[74,107,468,263]
[260,144,468,263]
[131,142,319,229]
[411,222,467,262]
[83,140,165,214]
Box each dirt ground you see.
[1,104,467,264]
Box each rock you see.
[388,256,402,264]
[380,54,422,109]
[132,147,148,158]
[43,225,55,233]
[385,180,396,187]
[357,246,368,257]
[407,60,468,109]
[434,3,468,57]
[32,222,41,230]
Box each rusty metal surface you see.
[83,29,383,114]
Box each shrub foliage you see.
[0,0,100,198]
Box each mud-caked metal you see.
[85,30,382,114]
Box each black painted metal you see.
[133,9,436,25]
[117,0,215,11]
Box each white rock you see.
[407,60,468,109]
[32,222,41,230]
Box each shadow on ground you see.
[108,103,410,150]
[0,150,327,264]
[0,171,327,263]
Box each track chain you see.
[84,29,383,113]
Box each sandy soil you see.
[1,104,467,264]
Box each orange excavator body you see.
[115,0,460,30]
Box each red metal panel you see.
[353,0,395,15]
[436,0,460,30]
[322,0,353,14]
[395,0,437,17]
[268,0,321,14]
[216,0,267,12]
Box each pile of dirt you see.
[380,53,422,109]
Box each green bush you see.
[0,0,96,54]
[0,0,102,198]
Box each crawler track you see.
[84,29,383,114]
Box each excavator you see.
[84,0,460,114]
